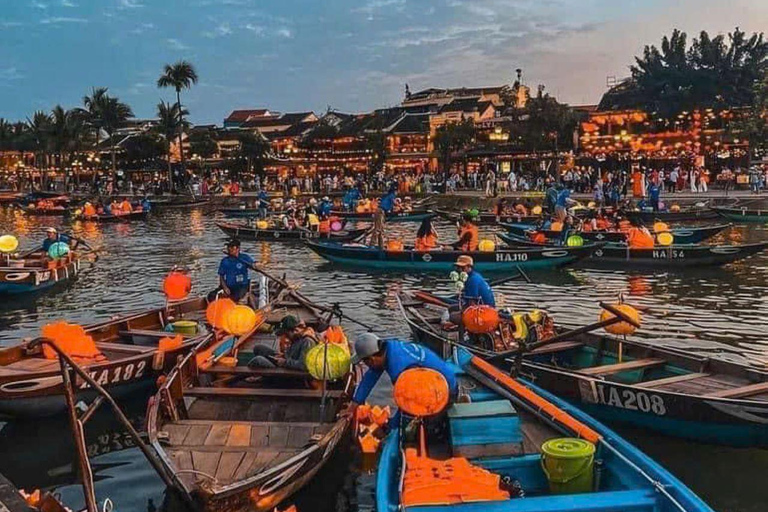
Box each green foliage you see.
[433,118,475,173]
[122,133,166,163]
[364,130,388,175]
[188,130,218,159]
[235,132,271,176]
[507,86,577,151]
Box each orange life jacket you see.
[596,218,612,230]
[627,227,655,248]
[84,204,96,217]
[415,233,438,251]
[319,219,331,234]
[618,220,631,232]
[458,224,479,252]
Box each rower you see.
[257,190,269,219]
[248,315,318,371]
[369,207,386,248]
[414,217,439,251]
[626,219,655,248]
[455,255,495,307]
[345,333,458,416]
[42,227,77,252]
[319,196,332,217]
[216,239,256,307]
[141,197,152,212]
[379,187,397,214]
[451,213,479,252]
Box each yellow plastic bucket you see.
[172,320,198,336]
[541,438,595,494]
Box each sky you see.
[2,0,768,124]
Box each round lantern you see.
[256,220,269,229]
[550,221,563,232]
[331,221,343,232]
[206,298,236,329]
[532,232,547,244]
[587,201,596,208]
[304,343,351,381]
[393,368,450,417]
[653,222,669,233]
[163,270,192,300]
[0,235,19,253]
[478,239,495,252]
[386,240,404,252]
[462,305,500,334]
[599,304,641,336]
[670,204,681,213]
[657,232,674,246]
[532,205,543,216]
[224,305,259,336]
[47,242,70,259]
[566,235,584,247]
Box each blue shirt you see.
[42,234,71,251]
[379,192,396,213]
[556,188,571,208]
[141,199,151,211]
[258,191,269,208]
[319,200,332,217]
[353,340,458,404]
[648,183,660,201]
[218,253,254,290]
[463,270,496,307]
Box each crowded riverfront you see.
[2,9,768,512]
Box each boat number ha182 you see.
[590,383,667,415]
[495,253,529,262]
[79,361,147,389]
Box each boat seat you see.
[118,329,187,338]
[635,372,710,389]
[528,341,584,356]
[448,400,523,458]
[204,365,309,379]
[704,381,768,399]
[186,387,343,399]
[95,342,156,353]
[579,358,666,376]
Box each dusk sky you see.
[2,0,768,124]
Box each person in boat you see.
[216,239,257,307]
[513,202,528,217]
[647,180,661,212]
[544,183,558,214]
[402,196,414,212]
[83,202,97,218]
[343,187,361,211]
[415,217,439,251]
[248,315,318,371]
[257,190,269,219]
[345,333,459,416]
[554,184,574,222]
[141,197,151,212]
[626,219,655,249]
[42,227,78,252]
[319,196,332,217]
[494,198,508,217]
[455,255,495,307]
[379,187,397,214]
[451,213,479,252]
[119,199,133,214]
[369,206,386,248]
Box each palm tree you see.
[157,60,198,187]
[79,87,134,177]
[27,111,52,187]
[156,101,189,185]
[0,119,13,152]
[236,132,271,179]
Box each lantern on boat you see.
[47,242,70,259]
[652,222,669,233]
[670,204,681,213]
[599,304,641,335]
[158,334,184,352]
[587,201,596,209]
[224,304,260,336]
[393,368,450,417]
[256,220,269,229]
[386,240,404,252]
[550,222,563,232]
[331,220,343,232]
[462,305,500,334]
[532,232,547,244]
[162,270,192,300]
[206,298,236,329]
[478,239,495,252]
[304,343,351,381]
[657,232,674,246]
[532,205,543,216]
[0,235,19,253]
[566,235,584,247]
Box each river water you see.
[0,205,766,512]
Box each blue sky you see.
[2,0,768,124]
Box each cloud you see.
[129,22,154,34]
[203,23,232,38]
[166,38,190,50]
[40,17,88,24]
[118,0,143,9]
[60,0,77,6]
[1,21,24,28]
[244,23,264,35]
[276,27,292,38]
[354,0,406,15]
[0,67,24,86]
[31,1,48,9]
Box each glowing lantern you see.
[600,304,641,335]
[566,235,584,247]
[462,305,500,334]
[653,222,669,233]
[670,204,681,213]
[47,242,70,259]
[393,368,450,417]
[256,220,269,229]
[386,240,404,252]
[304,343,351,381]
[478,239,495,252]
[224,305,259,336]
[163,270,192,300]
[158,335,184,352]
[206,298,236,329]
[550,221,563,232]
[532,232,547,244]
[331,221,343,232]
[0,235,19,253]
[40,321,103,361]
[587,201,596,208]
[657,232,674,246]
[532,205,543,216]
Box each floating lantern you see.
[224,305,259,336]
[206,298,236,329]
[0,235,19,253]
[566,235,584,247]
[657,232,674,246]
[47,242,70,259]
[478,239,495,252]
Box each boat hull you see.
[626,209,720,222]
[713,207,768,223]
[585,242,768,268]
[330,209,434,222]
[0,258,81,296]
[216,222,366,242]
[502,222,731,244]
[73,210,149,223]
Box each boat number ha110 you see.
[592,383,667,415]
[495,253,529,262]
[79,361,147,389]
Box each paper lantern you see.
[256,220,268,229]
[657,232,674,246]
[393,368,450,417]
[47,242,70,259]
[304,343,351,381]
[587,201,596,208]
[550,221,563,232]
[670,204,681,213]
[532,205,543,215]
[532,232,547,244]
[224,305,259,336]
[600,304,641,335]
[386,240,404,252]
[0,235,19,253]
[158,335,184,352]
[206,298,236,329]
[163,271,192,300]
[331,221,343,232]
[478,239,495,252]
[653,222,669,233]
[566,235,584,247]
[462,305,500,334]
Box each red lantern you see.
[163,270,192,300]
[462,305,500,334]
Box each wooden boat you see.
[147,286,355,512]
[501,222,731,244]
[216,221,367,242]
[435,208,541,226]
[151,197,210,210]
[0,252,83,296]
[626,207,720,223]
[399,291,768,447]
[377,346,714,511]
[218,207,266,218]
[0,296,212,418]
[712,206,768,223]
[0,472,73,512]
[19,206,68,216]
[72,210,149,223]
[305,240,595,272]
[330,208,434,222]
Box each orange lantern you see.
[206,298,236,329]
[531,232,547,244]
[224,305,261,336]
[40,321,103,361]
[163,270,192,300]
[462,305,500,334]
[386,240,404,252]
[393,368,450,417]
[600,304,641,335]
[158,334,184,352]
[550,221,563,232]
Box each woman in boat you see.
[626,219,655,248]
[414,217,439,252]
[582,210,598,232]
[451,213,479,252]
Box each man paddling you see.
[42,227,78,252]
[215,239,257,307]
[455,255,495,307]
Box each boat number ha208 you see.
[589,382,667,415]
[79,361,147,389]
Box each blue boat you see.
[501,222,731,244]
[0,254,81,295]
[377,347,714,512]
[305,240,595,272]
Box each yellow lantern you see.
[478,239,495,252]
[224,305,260,336]
[657,232,674,246]
[532,205,543,216]
[670,204,681,213]
[256,220,269,229]
[587,201,596,208]
[0,235,19,253]
[600,304,641,335]
[653,222,669,233]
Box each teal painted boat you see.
[712,206,768,223]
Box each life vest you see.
[582,221,594,232]
[596,218,612,230]
[627,227,655,248]
[415,233,438,251]
[550,221,563,232]
[458,224,479,252]
[120,200,133,213]
[83,204,96,217]
[618,220,631,232]
[319,219,331,234]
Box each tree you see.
[122,133,166,166]
[188,130,218,159]
[732,76,768,160]
[156,101,189,186]
[433,118,475,179]
[364,130,388,177]
[236,132,271,178]
[27,111,52,174]
[157,60,198,186]
[0,119,14,152]
[508,86,578,152]
[79,87,134,177]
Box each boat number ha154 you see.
[495,253,529,262]
[652,249,685,259]
[79,361,147,389]
[594,383,667,415]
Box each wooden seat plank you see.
[163,424,192,445]
[177,419,322,428]
[635,372,710,389]
[186,387,343,399]
[227,424,252,447]
[204,424,231,446]
[215,452,246,482]
[287,426,315,448]
[183,424,211,446]
[705,381,768,399]
[192,451,221,479]
[268,426,289,448]
[95,342,155,353]
[204,365,309,378]
[118,329,178,338]
[528,341,584,356]
[251,425,270,447]
[233,452,259,481]
[579,358,666,376]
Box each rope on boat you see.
[101,498,113,512]
[175,469,219,484]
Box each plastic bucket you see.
[540,438,595,494]
[172,320,198,336]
